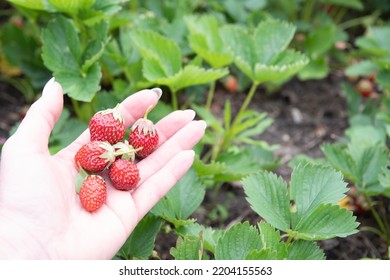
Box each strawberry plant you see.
[322,125,390,245]
[130,29,229,110]
[125,163,358,260]
[193,18,307,178]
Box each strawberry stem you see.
[144,105,155,119]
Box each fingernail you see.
[151,88,162,99]
[198,120,207,129]
[42,77,56,97]
[184,109,196,120]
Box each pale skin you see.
[0,78,206,259]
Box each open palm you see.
[0,79,205,259]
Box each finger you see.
[119,88,162,128]
[11,78,63,153]
[137,120,206,185]
[154,109,196,147]
[57,88,162,158]
[132,150,196,220]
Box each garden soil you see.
[0,73,388,260]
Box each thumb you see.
[13,78,64,153]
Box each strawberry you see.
[109,159,140,191]
[89,104,125,144]
[129,106,159,158]
[79,175,107,212]
[355,79,373,98]
[223,75,238,93]
[74,141,115,173]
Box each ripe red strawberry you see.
[89,104,125,144]
[79,175,107,212]
[129,107,159,158]
[109,159,140,191]
[74,141,115,173]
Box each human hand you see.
[0,78,206,259]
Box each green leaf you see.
[170,235,203,260]
[377,70,390,90]
[81,21,109,73]
[8,0,55,11]
[41,16,101,101]
[220,19,308,84]
[298,57,329,80]
[233,110,272,138]
[185,14,233,68]
[355,146,389,195]
[192,158,227,179]
[287,240,325,260]
[340,82,362,116]
[304,25,337,58]
[257,222,288,259]
[49,108,87,153]
[42,16,81,73]
[175,223,222,255]
[151,65,228,93]
[345,60,379,77]
[254,19,296,64]
[289,204,359,240]
[321,143,357,182]
[131,29,181,77]
[214,149,261,182]
[151,169,205,223]
[215,222,262,260]
[192,104,224,133]
[220,25,256,79]
[132,29,228,91]
[245,248,279,260]
[324,0,363,10]
[224,99,232,130]
[254,50,309,83]
[1,23,51,88]
[48,0,94,15]
[243,171,290,231]
[116,214,162,259]
[378,166,390,198]
[56,63,102,102]
[289,164,348,229]
[244,164,359,241]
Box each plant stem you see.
[171,89,179,110]
[214,82,259,160]
[206,81,216,111]
[333,6,347,24]
[360,226,388,240]
[234,82,259,123]
[285,235,294,245]
[71,99,84,121]
[364,194,390,243]
[338,11,380,30]
[302,0,315,23]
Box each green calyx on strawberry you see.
[129,105,159,159]
[74,141,116,173]
[79,175,107,212]
[112,140,142,161]
[89,104,125,145]
[109,158,140,191]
